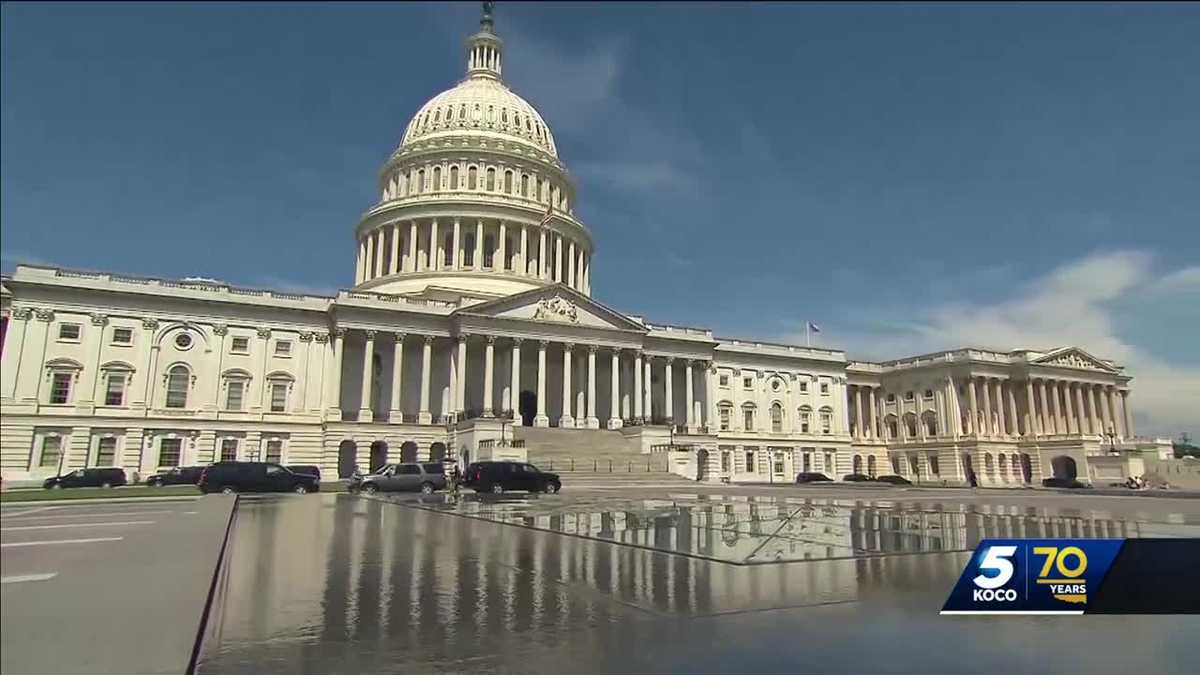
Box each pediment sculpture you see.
[1043,351,1104,370]
[533,294,579,323]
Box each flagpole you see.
[806,322,810,347]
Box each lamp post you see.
[1105,427,1119,455]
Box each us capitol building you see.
[0,8,1164,487]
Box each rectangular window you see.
[265,439,283,464]
[719,374,729,387]
[891,457,901,474]
[39,436,63,468]
[95,437,117,466]
[744,451,755,472]
[58,323,81,341]
[274,340,292,357]
[270,382,288,412]
[220,438,239,462]
[802,450,812,472]
[773,453,785,475]
[820,381,830,395]
[112,327,133,345]
[824,452,835,472]
[230,336,250,354]
[721,450,731,472]
[743,408,755,431]
[159,438,182,467]
[928,455,940,476]
[904,391,914,401]
[799,381,808,393]
[49,372,72,404]
[742,377,754,389]
[821,411,832,434]
[719,407,730,431]
[800,412,810,433]
[104,374,126,406]
[225,381,245,411]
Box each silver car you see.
[356,463,447,495]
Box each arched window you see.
[433,109,440,123]
[501,109,508,125]
[886,415,899,439]
[432,166,441,191]
[853,454,863,474]
[449,165,459,189]
[483,235,495,267]
[165,365,189,409]
[998,453,1008,477]
[472,104,481,122]
[486,167,495,191]
[1011,453,1021,476]
[487,105,495,123]
[521,173,529,197]
[984,453,995,477]
[798,406,812,433]
[417,169,425,194]
[770,403,783,433]
[459,104,466,120]
[904,413,918,438]
[867,455,877,477]
[924,412,938,437]
[468,166,477,190]
[742,403,756,432]
[443,234,454,266]
[504,170,513,194]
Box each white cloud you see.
[794,251,1199,436]
[1144,266,1200,296]
[573,159,699,196]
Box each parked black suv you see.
[795,472,832,483]
[198,461,320,494]
[145,466,206,487]
[463,461,560,494]
[43,467,128,489]
[286,465,322,480]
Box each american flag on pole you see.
[539,200,554,227]
[808,322,821,333]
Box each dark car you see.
[795,472,832,483]
[842,473,874,482]
[463,461,560,494]
[874,475,913,486]
[145,466,207,487]
[1042,477,1092,489]
[43,467,128,489]
[286,465,322,480]
[352,463,447,494]
[198,461,320,494]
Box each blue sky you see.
[2,3,1197,433]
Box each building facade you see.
[0,8,1159,487]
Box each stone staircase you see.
[513,427,680,480]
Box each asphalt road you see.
[195,487,1200,674]
[0,496,234,675]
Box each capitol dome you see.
[351,4,592,301]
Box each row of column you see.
[354,218,590,294]
[344,330,709,429]
[1012,378,1132,440]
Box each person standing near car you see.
[449,463,462,496]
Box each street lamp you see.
[1105,427,1119,455]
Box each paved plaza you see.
[2,485,1198,674]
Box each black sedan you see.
[842,473,874,482]
[874,475,913,486]
[795,472,832,484]
[145,466,206,487]
[43,467,128,489]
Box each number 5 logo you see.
[974,545,1018,589]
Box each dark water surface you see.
[197,492,1198,674]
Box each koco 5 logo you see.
[972,545,1018,601]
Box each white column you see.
[364,234,376,281]
[966,378,978,435]
[1038,379,1050,435]
[1049,380,1062,434]
[474,219,484,269]
[643,356,653,423]
[1024,380,1036,437]
[373,231,384,278]
[664,357,674,424]
[482,335,495,417]
[498,221,507,271]
[633,351,644,421]
[867,386,877,438]
[358,330,375,423]
[510,338,523,425]
[389,332,404,422]
[980,377,993,437]
[585,345,598,428]
[555,235,563,282]
[1098,385,1112,435]
[704,362,715,429]
[418,336,432,424]
[1088,385,1100,436]
[854,386,864,440]
[608,349,622,429]
[430,219,439,271]
[390,223,401,275]
[519,225,528,276]
[685,359,695,429]
[568,241,576,288]
[995,380,1006,436]
[560,344,575,427]
[409,221,419,272]
[1072,383,1085,435]
[456,335,468,414]
[534,341,549,427]
[325,328,345,419]
[355,240,365,284]
[539,229,548,279]
[1005,382,1017,437]
[1121,391,1133,438]
[452,218,462,270]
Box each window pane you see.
[96,438,117,466]
[159,438,182,467]
[226,381,244,411]
[265,440,282,464]
[49,373,72,404]
[231,337,249,353]
[59,324,80,340]
[165,367,188,408]
[220,438,239,462]
[270,383,287,412]
[112,327,133,344]
[398,465,421,475]
[39,436,62,468]
[104,375,125,406]
[275,341,291,356]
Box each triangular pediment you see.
[1032,347,1119,373]
[453,284,647,333]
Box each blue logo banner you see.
[942,539,1125,615]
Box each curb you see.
[0,495,202,508]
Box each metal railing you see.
[542,457,667,473]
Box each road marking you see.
[1,537,123,548]
[1,573,58,584]
[0,506,63,518]
[2,520,154,532]
[1,510,181,521]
